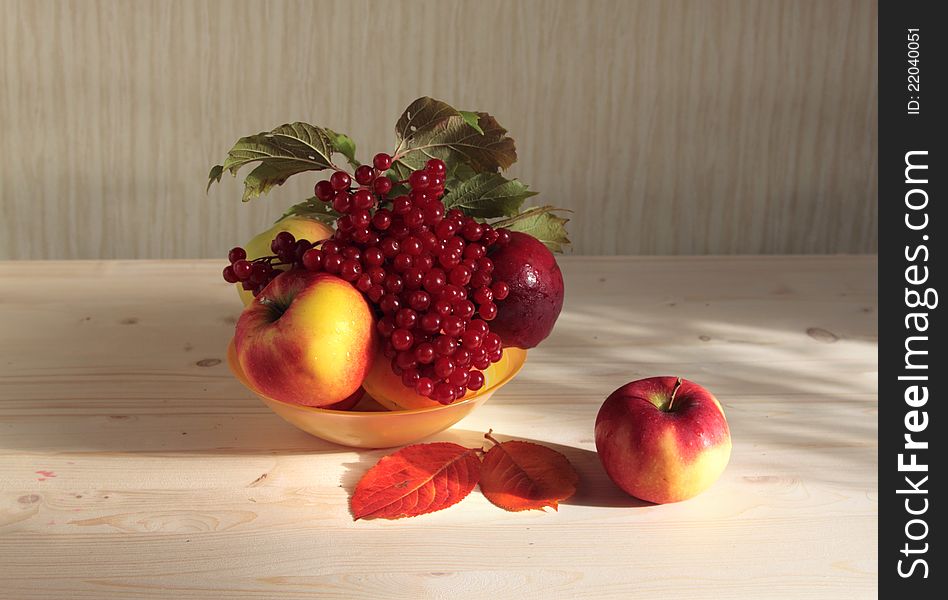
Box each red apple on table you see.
[235,270,376,407]
[489,231,564,349]
[595,377,731,504]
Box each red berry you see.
[393,253,413,272]
[408,291,431,311]
[461,221,483,241]
[222,265,238,283]
[332,192,351,213]
[372,209,393,230]
[367,284,384,303]
[354,165,375,185]
[452,348,472,368]
[483,332,502,353]
[323,254,343,274]
[330,171,351,191]
[415,377,435,397]
[250,261,271,284]
[355,273,372,292]
[473,286,493,304]
[447,368,469,387]
[315,180,334,201]
[395,308,418,330]
[434,336,457,356]
[377,316,396,337]
[228,247,247,264]
[422,269,446,293]
[403,267,425,290]
[408,171,430,189]
[433,300,453,316]
[467,371,485,391]
[479,301,498,320]
[434,357,455,379]
[419,312,442,333]
[454,300,476,319]
[401,368,421,388]
[495,228,512,246]
[414,343,436,364]
[392,196,412,215]
[373,153,393,170]
[384,274,404,293]
[468,320,488,335]
[442,315,465,337]
[435,220,457,240]
[491,280,510,300]
[449,265,472,286]
[434,382,454,403]
[461,330,483,350]
[233,259,253,280]
[368,267,386,284]
[391,329,414,351]
[396,351,418,371]
[373,177,393,196]
[351,209,371,228]
[475,257,494,273]
[340,258,361,281]
[379,293,401,314]
[380,238,400,258]
[426,158,446,174]
[352,189,375,210]
[363,247,384,267]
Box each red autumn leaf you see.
[479,431,579,512]
[351,442,481,520]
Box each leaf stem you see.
[484,429,501,447]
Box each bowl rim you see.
[227,339,527,417]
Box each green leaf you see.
[442,173,537,218]
[493,206,572,253]
[392,97,517,177]
[459,111,484,134]
[208,122,341,201]
[278,197,341,226]
[395,97,461,144]
[329,130,359,168]
[207,165,224,193]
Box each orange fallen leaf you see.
[479,431,579,511]
[350,442,481,520]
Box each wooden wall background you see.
[0,0,877,259]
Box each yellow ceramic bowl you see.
[227,340,526,448]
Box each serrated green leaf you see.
[208,122,342,201]
[493,206,571,253]
[442,173,537,218]
[278,197,341,225]
[329,130,359,168]
[395,97,461,144]
[458,111,484,134]
[392,97,517,177]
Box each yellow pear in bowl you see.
[236,216,333,305]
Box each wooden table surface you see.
[0,256,878,599]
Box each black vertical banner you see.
[879,0,945,595]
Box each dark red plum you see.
[489,232,564,349]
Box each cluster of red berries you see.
[222,233,319,296]
[223,153,512,404]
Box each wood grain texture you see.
[0,256,877,598]
[1,0,876,258]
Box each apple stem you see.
[667,377,683,411]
